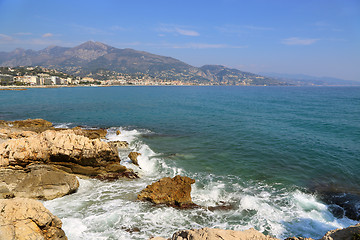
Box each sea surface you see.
[1,86,359,239]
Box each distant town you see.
[0,66,229,86]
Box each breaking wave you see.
[44,126,358,240]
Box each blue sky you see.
[0,0,359,80]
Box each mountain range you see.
[0,41,284,85]
[260,72,360,86]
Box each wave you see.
[43,125,358,240]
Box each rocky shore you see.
[0,119,359,239]
[0,198,67,240]
[0,119,138,239]
[149,224,360,240]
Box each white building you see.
[23,75,38,85]
[48,76,61,85]
[37,73,50,85]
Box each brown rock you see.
[128,152,141,166]
[138,175,196,208]
[72,126,107,139]
[0,128,37,140]
[0,88,27,91]
[0,164,79,200]
[0,118,54,133]
[0,129,137,180]
[116,130,121,135]
[52,162,104,176]
[95,170,139,181]
[123,226,141,233]
[109,140,129,149]
[0,198,67,240]
[0,129,119,167]
[150,227,279,240]
[321,223,360,240]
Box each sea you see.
[1,86,359,239]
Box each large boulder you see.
[321,223,360,240]
[0,165,79,200]
[150,227,279,240]
[138,175,196,208]
[0,129,138,179]
[0,198,67,240]
[0,129,119,167]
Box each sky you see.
[0,0,359,80]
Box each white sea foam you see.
[53,122,73,128]
[44,126,358,240]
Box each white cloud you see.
[0,34,13,41]
[42,33,53,38]
[114,41,246,49]
[282,37,319,45]
[0,34,66,50]
[174,28,200,36]
[162,43,247,49]
[158,24,200,37]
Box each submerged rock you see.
[316,191,360,221]
[310,182,360,221]
[138,175,196,208]
[0,164,79,200]
[207,202,235,211]
[321,223,360,240]
[0,198,67,240]
[150,227,279,240]
[128,151,141,166]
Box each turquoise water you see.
[1,86,359,239]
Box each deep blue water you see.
[1,86,359,239]
[2,86,359,190]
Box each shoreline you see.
[2,85,360,90]
[0,119,360,239]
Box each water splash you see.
[44,126,358,240]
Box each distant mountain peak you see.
[0,41,284,86]
[63,41,113,61]
[44,45,57,49]
[13,48,26,54]
[74,41,111,51]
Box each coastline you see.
[1,85,360,91]
[0,118,359,239]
